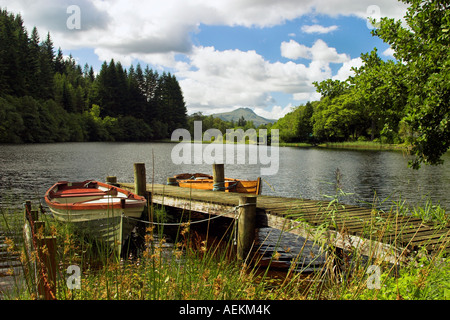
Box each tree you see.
[312,92,364,141]
[38,32,56,99]
[157,72,187,134]
[313,79,349,99]
[350,49,408,142]
[373,0,450,168]
[237,116,246,127]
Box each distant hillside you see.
[212,108,276,127]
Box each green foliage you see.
[353,252,450,300]
[0,8,187,143]
[372,0,450,168]
[271,102,314,143]
[272,0,449,168]
[312,92,364,141]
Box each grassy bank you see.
[318,141,406,151]
[1,198,449,300]
[159,138,405,151]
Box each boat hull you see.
[45,180,146,256]
[174,174,261,194]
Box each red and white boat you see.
[45,180,146,254]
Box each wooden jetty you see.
[117,163,450,265]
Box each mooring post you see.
[106,176,118,186]
[37,235,57,300]
[167,177,178,186]
[134,163,147,197]
[24,200,38,223]
[212,163,225,191]
[237,196,257,262]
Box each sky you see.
[0,0,409,120]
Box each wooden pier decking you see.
[119,182,450,264]
[0,229,23,298]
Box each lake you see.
[0,142,449,211]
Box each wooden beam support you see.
[212,163,225,191]
[134,163,147,197]
[237,196,257,261]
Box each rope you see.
[123,203,253,227]
[212,182,226,191]
[212,182,237,191]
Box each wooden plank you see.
[407,230,450,243]
[263,212,407,264]
[151,193,238,218]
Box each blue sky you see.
[1,0,408,119]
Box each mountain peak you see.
[212,107,276,126]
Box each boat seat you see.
[52,189,109,198]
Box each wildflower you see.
[273,251,281,260]
[201,269,210,282]
[49,225,58,237]
[144,232,154,244]
[40,244,49,257]
[213,274,224,298]
[200,240,207,253]
[4,237,17,256]
[174,250,183,260]
[180,222,190,237]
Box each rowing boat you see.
[171,173,262,195]
[45,180,146,255]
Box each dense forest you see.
[0,9,187,143]
[273,0,449,169]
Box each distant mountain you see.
[212,108,276,127]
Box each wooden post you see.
[237,196,257,261]
[24,201,38,223]
[212,163,225,191]
[134,163,146,197]
[37,235,57,300]
[106,176,118,186]
[167,177,178,186]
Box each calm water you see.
[0,142,449,211]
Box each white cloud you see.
[383,47,395,58]
[281,40,311,60]
[301,24,338,34]
[1,0,408,54]
[177,45,333,114]
[332,57,363,81]
[255,105,294,120]
[281,39,350,64]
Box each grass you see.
[317,141,406,151]
[1,193,449,300]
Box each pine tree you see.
[38,32,55,99]
[27,27,41,98]
[55,47,65,74]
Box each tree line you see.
[272,0,449,169]
[0,9,187,143]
